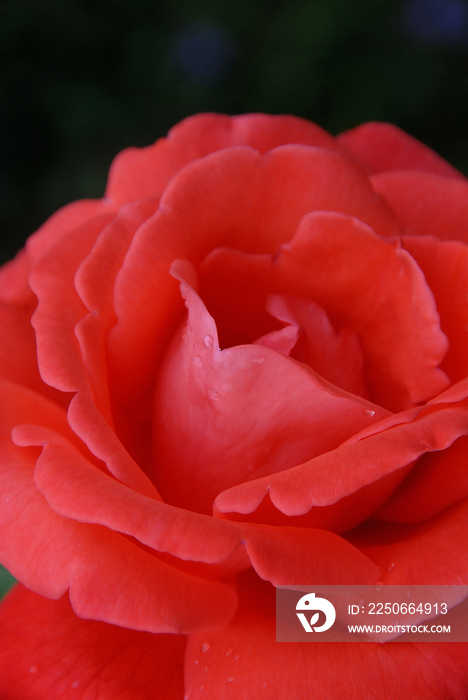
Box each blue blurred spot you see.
[402,0,468,46]
[173,23,236,86]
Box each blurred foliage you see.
[0,564,16,599]
[1,0,468,263]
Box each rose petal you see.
[200,212,450,411]
[372,170,468,245]
[253,322,299,356]
[266,294,369,398]
[199,248,281,349]
[401,235,468,385]
[29,214,110,394]
[153,265,389,514]
[214,401,468,530]
[0,200,115,306]
[105,112,338,205]
[338,122,466,180]
[349,496,468,586]
[272,211,450,410]
[243,524,380,586]
[0,249,35,306]
[1,427,238,633]
[0,303,67,407]
[24,416,386,590]
[0,376,237,633]
[0,585,186,700]
[21,418,384,589]
[108,144,400,418]
[74,198,160,472]
[29,209,159,498]
[428,377,468,406]
[28,200,115,263]
[184,572,468,700]
[375,435,468,523]
[25,423,243,566]
[0,380,91,597]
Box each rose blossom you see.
[0,113,467,698]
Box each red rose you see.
[0,114,467,698]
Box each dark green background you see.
[1,0,467,595]
[2,0,468,266]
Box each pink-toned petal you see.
[0,585,186,700]
[199,212,450,412]
[199,248,281,349]
[0,303,67,407]
[21,417,386,587]
[243,524,380,586]
[153,266,389,515]
[0,430,237,634]
[402,235,468,384]
[30,212,159,498]
[106,113,338,205]
[272,212,450,410]
[267,294,369,398]
[0,248,36,306]
[27,199,115,263]
[29,213,114,394]
[338,122,466,180]
[0,382,90,597]
[65,525,238,635]
[376,434,468,523]
[349,496,468,586]
[0,201,115,306]
[214,401,468,530]
[253,323,299,356]
[0,378,237,633]
[184,572,468,700]
[0,378,89,460]
[108,145,400,416]
[22,422,244,566]
[372,170,468,244]
[74,198,160,472]
[27,416,382,587]
[428,377,468,406]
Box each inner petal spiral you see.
[152,261,388,515]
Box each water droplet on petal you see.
[207,388,219,400]
[71,681,79,688]
[406,589,412,598]
[29,666,37,674]
[225,648,233,656]
[227,676,235,683]
[234,654,240,661]
[388,562,395,571]
[365,409,376,417]
[203,335,213,350]
[252,355,264,365]
[201,643,210,653]
[263,682,268,688]
[200,685,204,692]
[194,355,203,367]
